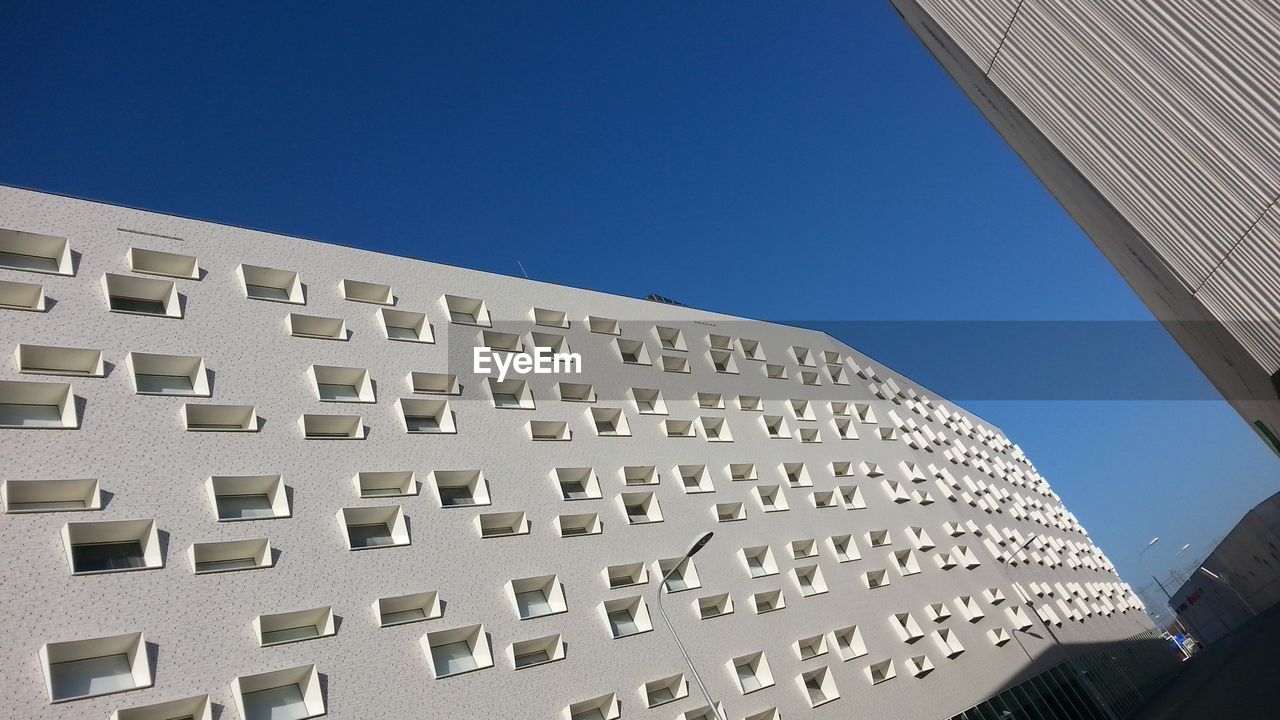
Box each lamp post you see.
[1139,537,1174,602]
[655,531,724,720]
[1198,566,1255,617]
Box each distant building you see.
[1172,492,1280,644]
[892,0,1280,455]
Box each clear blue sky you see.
[3,1,1276,607]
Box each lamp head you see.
[1146,537,1159,548]
[685,531,714,559]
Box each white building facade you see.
[1,186,1161,720]
[891,0,1280,455]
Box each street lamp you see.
[1139,537,1173,601]
[1198,566,1255,617]
[654,532,724,720]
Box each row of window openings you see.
[0,233,872,380]
[36,615,1021,717]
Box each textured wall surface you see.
[0,186,1149,720]
[893,0,1280,445]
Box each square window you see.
[630,388,665,414]
[697,593,733,619]
[602,597,651,638]
[620,491,662,524]
[731,652,774,694]
[833,625,867,660]
[657,556,701,593]
[801,667,839,707]
[509,575,567,619]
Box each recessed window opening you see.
[16,345,104,377]
[256,607,335,647]
[398,398,454,433]
[443,295,490,326]
[0,380,77,428]
[40,632,150,703]
[340,279,393,305]
[656,326,686,350]
[0,228,72,275]
[555,467,601,500]
[512,634,564,669]
[3,478,100,513]
[127,247,198,279]
[375,591,441,627]
[431,470,489,507]
[409,371,460,395]
[533,307,569,328]
[102,273,180,317]
[337,505,409,549]
[0,279,46,311]
[238,264,303,304]
[189,538,272,574]
[510,575,567,619]
[603,597,651,638]
[63,519,161,574]
[379,308,431,341]
[207,475,288,521]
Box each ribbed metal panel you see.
[1197,207,1280,372]
[916,0,1019,69]
[984,0,1277,288]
